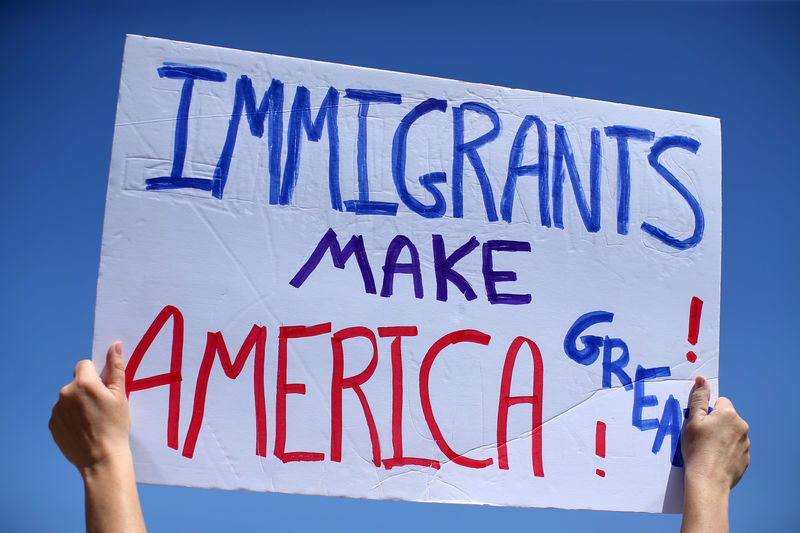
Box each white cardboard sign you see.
[93,35,721,513]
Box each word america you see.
[146,63,705,250]
[125,305,544,475]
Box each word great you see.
[147,63,704,250]
[565,310,693,466]
[126,304,545,475]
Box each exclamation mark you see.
[595,421,606,477]
[686,296,704,363]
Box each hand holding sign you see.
[49,343,147,533]
[682,377,750,490]
[49,343,130,473]
[680,376,750,532]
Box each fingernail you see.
[114,342,123,356]
[694,376,706,388]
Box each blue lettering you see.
[552,125,602,232]
[604,126,654,235]
[280,86,341,209]
[211,76,284,201]
[146,63,227,197]
[601,336,632,390]
[343,89,402,215]
[380,235,423,298]
[452,102,501,221]
[563,311,614,365]
[432,234,479,302]
[642,136,704,249]
[501,115,550,226]
[289,228,376,294]
[653,394,683,466]
[391,98,448,218]
[632,364,671,430]
[481,240,532,305]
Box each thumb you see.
[688,375,710,422]
[104,342,126,395]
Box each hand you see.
[49,342,131,476]
[682,376,750,492]
[49,343,147,532]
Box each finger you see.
[73,360,101,385]
[59,384,71,399]
[104,342,126,395]
[713,396,736,414]
[688,375,710,421]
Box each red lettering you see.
[274,323,331,463]
[496,336,544,476]
[182,325,267,459]
[331,327,381,466]
[126,305,184,450]
[378,327,439,470]
[419,329,493,469]
[127,308,544,475]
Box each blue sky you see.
[1,1,798,531]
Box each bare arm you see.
[49,342,147,533]
[680,376,750,533]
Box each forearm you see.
[81,450,146,533]
[680,478,730,533]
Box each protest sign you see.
[93,34,721,513]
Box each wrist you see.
[682,471,731,533]
[684,465,733,496]
[80,446,135,483]
[684,470,731,516]
[685,476,730,498]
